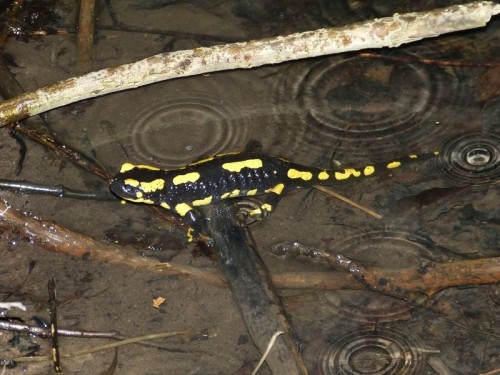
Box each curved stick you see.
[0,1,498,125]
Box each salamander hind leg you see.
[248,191,283,221]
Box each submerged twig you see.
[12,122,111,180]
[0,1,498,125]
[251,331,284,375]
[0,320,118,339]
[8,128,26,176]
[0,179,112,200]
[10,329,208,364]
[313,185,383,219]
[270,241,500,300]
[76,0,96,74]
[204,202,307,375]
[48,277,62,373]
[0,199,227,287]
[1,199,499,295]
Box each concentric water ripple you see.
[435,132,500,185]
[328,230,446,268]
[234,197,270,226]
[275,56,465,158]
[316,328,424,374]
[325,291,413,324]
[129,92,249,168]
[321,232,444,324]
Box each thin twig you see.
[313,185,383,219]
[0,320,118,339]
[10,330,208,364]
[48,277,62,373]
[251,331,284,375]
[12,123,111,180]
[76,0,96,74]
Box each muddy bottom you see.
[0,0,499,374]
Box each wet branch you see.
[270,242,500,302]
[1,200,499,299]
[0,1,499,125]
[0,199,227,287]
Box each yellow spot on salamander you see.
[409,154,418,159]
[364,166,375,176]
[136,192,143,199]
[222,159,263,172]
[187,228,194,242]
[123,196,153,203]
[247,189,258,196]
[172,172,201,185]
[229,189,241,197]
[287,168,313,181]
[318,171,330,180]
[262,203,272,212]
[175,203,192,216]
[270,183,284,194]
[120,200,126,204]
[221,189,242,199]
[250,203,274,217]
[120,163,135,173]
[124,178,139,187]
[387,161,401,169]
[192,196,213,206]
[249,208,262,216]
[434,150,440,155]
[161,202,170,209]
[334,168,361,180]
[139,179,165,193]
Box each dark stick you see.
[48,277,62,373]
[12,122,112,180]
[8,128,26,176]
[0,179,112,200]
[76,0,96,74]
[203,202,308,375]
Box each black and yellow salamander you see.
[110,151,437,242]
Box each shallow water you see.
[0,1,499,374]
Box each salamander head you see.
[109,163,163,204]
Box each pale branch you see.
[0,1,499,125]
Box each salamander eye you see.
[122,184,135,193]
[110,178,139,198]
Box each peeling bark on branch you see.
[0,1,498,125]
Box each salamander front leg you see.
[173,203,209,243]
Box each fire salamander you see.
[110,151,437,242]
